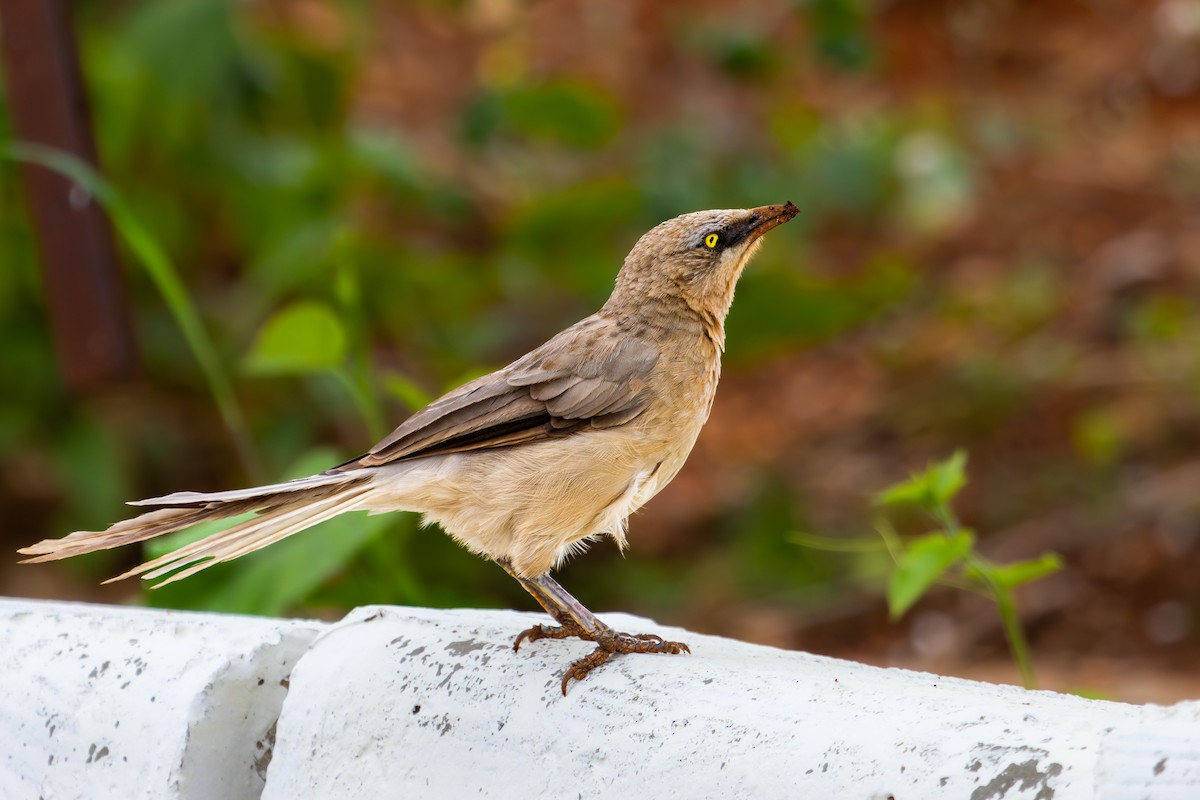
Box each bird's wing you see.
[344,317,660,468]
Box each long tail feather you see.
[127,471,360,508]
[17,472,372,584]
[17,500,259,563]
[113,487,372,587]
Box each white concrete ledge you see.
[1,598,319,800]
[3,599,1199,799]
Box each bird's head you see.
[607,202,799,338]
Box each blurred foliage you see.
[2,0,1199,695]
[462,81,621,149]
[1,0,913,616]
[798,0,877,71]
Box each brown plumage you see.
[20,202,799,693]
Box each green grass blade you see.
[791,531,889,553]
[2,141,262,480]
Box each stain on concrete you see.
[445,639,487,656]
[969,759,1063,800]
[253,721,277,781]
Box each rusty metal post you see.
[0,0,138,389]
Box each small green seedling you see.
[798,451,1061,689]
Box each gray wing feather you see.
[526,375,582,400]
[346,316,660,468]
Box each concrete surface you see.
[0,598,318,800]
[3,598,1199,799]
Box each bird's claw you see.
[560,648,614,695]
[512,618,590,651]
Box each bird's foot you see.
[560,630,690,695]
[513,619,690,694]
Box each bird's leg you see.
[502,563,606,646]
[499,561,690,694]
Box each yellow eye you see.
[704,233,719,249]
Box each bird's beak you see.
[730,201,800,246]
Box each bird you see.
[20,201,799,694]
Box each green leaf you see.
[502,81,622,149]
[874,450,967,510]
[244,301,347,375]
[976,554,1063,591]
[873,474,933,508]
[928,450,968,506]
[887,530,973,618]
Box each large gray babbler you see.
[22,201,799,693]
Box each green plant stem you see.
[3,142,263,481]
[875,517,906,564]
[933,505,1037,689]
[333,232,386,441]
[355,361,386,440]
[974,557,1038,689]
[331,368,385,441]
[791,531,890,553]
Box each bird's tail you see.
[17,470,373,587]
